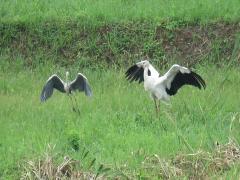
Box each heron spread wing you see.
[70,73,92,96]
[40,75,65,102]
[125,64,144,83]
[163,65,206,96]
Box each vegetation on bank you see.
[1,0,240,67]
[1,21,240,67]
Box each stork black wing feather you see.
[191,71,206,89]
[125,65,144,83]
[166,71,206,96]
[125,64,138,77]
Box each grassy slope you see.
[1,1,239,67]
[1,20,239,68]
[1,0,240,23]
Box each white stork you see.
[40,72,92,113]
[125,60,206,114]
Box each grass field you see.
[1,0,240,23]
[1,0,240,178]
[0,60,240,178]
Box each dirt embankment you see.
[1,21,239,66]
[156,22,240,65]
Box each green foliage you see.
[1,21,239,67]
[66,129,80,151]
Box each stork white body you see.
[126,60,206,114]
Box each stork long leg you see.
[154,99,159,116]
[158,101,160,114]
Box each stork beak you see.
[136,62,143,67]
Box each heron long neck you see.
[66,72,69,85]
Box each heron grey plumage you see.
[40,72,92,102]
[125,60,206,114]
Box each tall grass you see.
[0,60,239,178]
[1,0,240,23]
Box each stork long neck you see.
[143,66,150,81]
[143,65,155,91]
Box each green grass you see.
[0,59,239,178]
[1,0,240,178]
[1,0,240,23]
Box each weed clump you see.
[66,130,80,152]
[123,139,240,179]
[172,139,240,178]
[20,145,109,179]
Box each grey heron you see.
[125,60,206,114]
[40,72,92,113]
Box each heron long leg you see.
[69,95,77,112]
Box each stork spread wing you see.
[40,75,65,102]
[165,70,206,96]
[70,73,92,96]
[125,64,144,83]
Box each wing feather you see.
[70,73,92,96]
[40,75,65,102]
[125,64,144,83]
[125,61,159,83]
[165,71,206,96]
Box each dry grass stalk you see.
[20,145,106,180]
[20,140,240,179]
[140,139,240,179]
